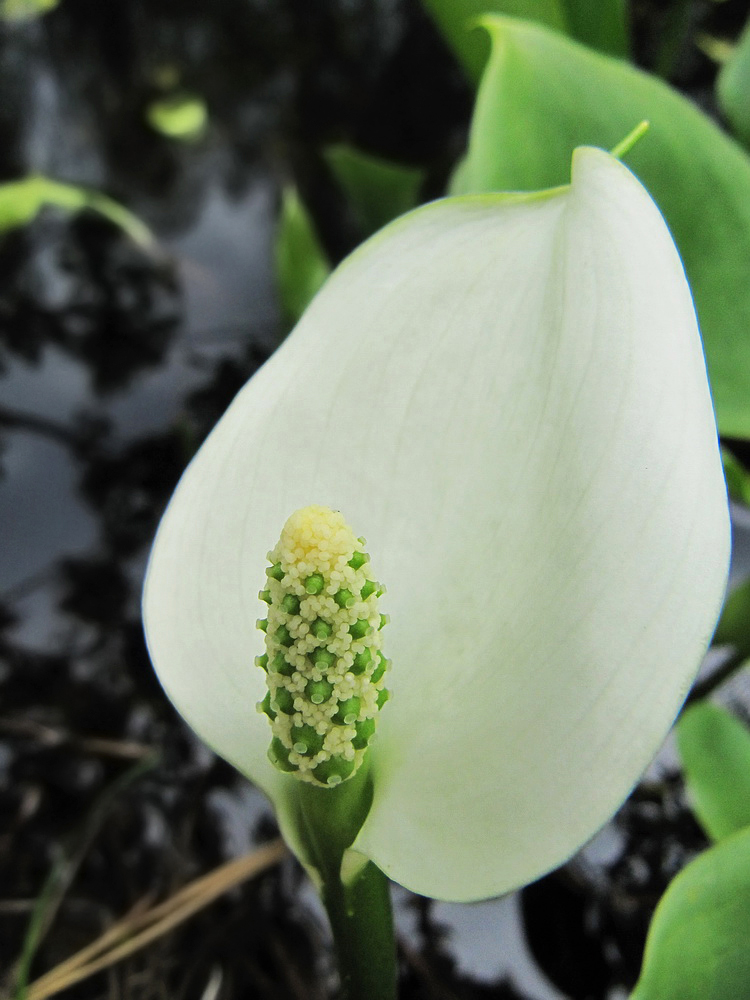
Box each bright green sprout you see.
[256,505,389,787]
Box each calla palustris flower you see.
[143,147,729,902]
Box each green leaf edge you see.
[677,702,750,842]
[632,824,750,1000]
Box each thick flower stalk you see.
[257,505,389,786]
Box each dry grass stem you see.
[24,839,286,1000]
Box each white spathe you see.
[143,147,730,901]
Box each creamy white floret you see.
[257,506,389,787]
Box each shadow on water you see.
[0,1,746,998]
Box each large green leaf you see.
[420,0,627,82]
[718,14,750,148]
[559,0,628,58]
[452,16,750,439]
[677,703,750,841]
[324,144,424,238]
[420,0,567,81]
[631,826,750,1000]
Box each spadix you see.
[257,505,389,787]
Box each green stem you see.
[684,649,747,706]
[296,765,397,1000]
[322,858,396,1000]
[610,121,650,162]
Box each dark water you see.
[1,2,749,999]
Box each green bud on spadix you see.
[256,505,390,787]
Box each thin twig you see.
[0,405,79,447]
[0,719,153,760]
[684,650,747,706]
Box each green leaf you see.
[144,147,729,902]
[452,16,750,439]
[558,0,629,58]
[0,174,154,249]
[718,15,750,148]
[722,447,750,506]
[275,187,331,324]
[146,93,208,142]
[631,826,750,1000]
[324,144,425,237]
[713,576,750,660]
[420,0,567,81]
[677,703,750,841]
[420,0,627,82]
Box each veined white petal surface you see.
[143,147,729,902]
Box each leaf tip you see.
[610,120,651,160]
